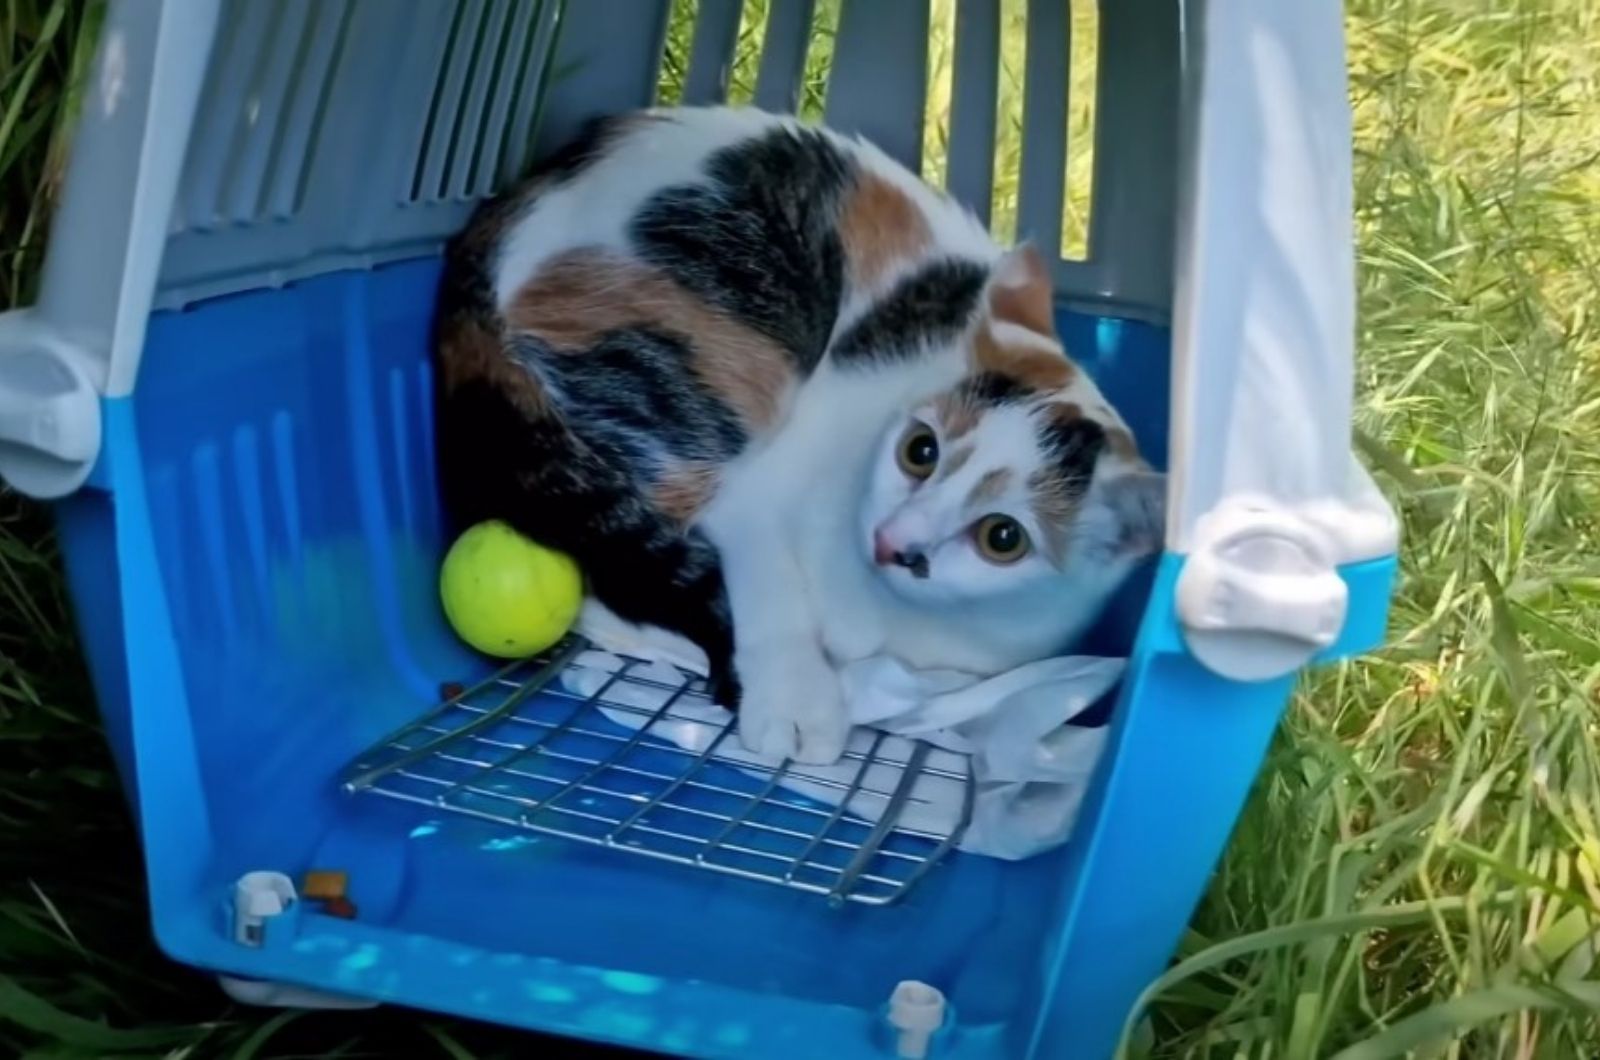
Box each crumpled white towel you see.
[565,602,1118,860]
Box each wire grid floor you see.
[341,638,975,905]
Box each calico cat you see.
[435,106,1164,764]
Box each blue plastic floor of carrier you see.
[2,2,1397,1057]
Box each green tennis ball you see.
[439,521,582,658]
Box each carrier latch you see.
[1176,499,1349,682]
[0,310,102,499]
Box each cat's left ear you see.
[986,243,1057,340]
[1099,470,1167,558]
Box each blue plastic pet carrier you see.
[0,0,1398,1056]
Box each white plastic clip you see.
[0,311,103,499]
[1176,498,1349,682]
[232,870,296,947]
[886,980,946,1059]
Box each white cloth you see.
[567,604,1118,860]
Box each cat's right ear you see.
[986,243,1057,341]
[974,244,1073,386]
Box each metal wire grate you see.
[341,638,974,905]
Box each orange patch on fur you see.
[1107,426,1140,461]
[973,324,1077,392]
[936,393,981,439]
[987,244,1057,338]
[839,174,931,288]
[967,468,1012,506]
[1048,401,1084,424]
[653,463,720,524]
[437,313,552,420]
[940,445,975,477]
[435,116,674,424]
[508,249,794,429]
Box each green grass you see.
[3,0,1600,1056]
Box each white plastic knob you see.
[0,313,103,499]
[887,980,946,1059]
[232,870,296,947]
[1176,499,1349,682]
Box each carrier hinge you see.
[0,310,103,499]
[1175,498,1350,682]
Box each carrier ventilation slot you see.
[752,0,816,114]
[825,1,932,175]
[680,0,744,105]
[1016,0,1069,256]
[343,639,973,906]
[653,0,1097,262]
[175,0,354,233]
[944,0,1001,228]
[407,0,564,204]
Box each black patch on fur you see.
[435,233,497,342]
[531,328,747,473]
[630,126,852,373]
[831,258,989,365]
[957,371,1032,407]
[1038,416,1108,496]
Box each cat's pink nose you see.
[874,528,931,577]
[873,529,897,566]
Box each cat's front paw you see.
[820,608,887,664]
[735,642,849,765]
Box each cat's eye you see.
[896,424,939,480]
[975,514,1030,564]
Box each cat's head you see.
[860,245,1165,609]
